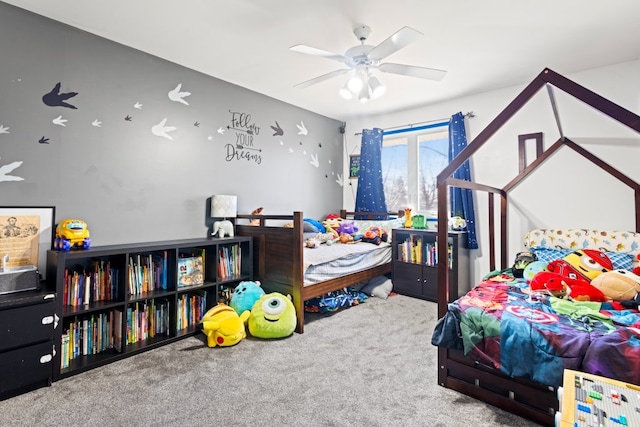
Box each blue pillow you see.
[303,218,325,233]
[529,246,634,271]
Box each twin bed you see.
[432,69,640,426]
[236,210,402,333]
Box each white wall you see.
[344,60,640,283]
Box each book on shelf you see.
[177,253,204,288]
[128,252,168,295]
[218,244,241,279]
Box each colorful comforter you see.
[431,271,640,388]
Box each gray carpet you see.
[1,294,541,426]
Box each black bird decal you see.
[270,121,284,136]
[39,136,50,144]
[42,82,78,109]
[318,142,322,148]
[194,121,200,127]
[125,115,132,121]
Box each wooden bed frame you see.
[435,68,640,426]
[236,210,401,334]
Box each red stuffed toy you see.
[530,271,607,301]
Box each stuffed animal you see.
[230,280,265,315]
[248,207,263,226]
[403,208,412,228]
[547,249,612,282]
[339,233,354,244]
[361,226,388,245]
[248,292,297,339]
[511,251,537,278]
[529,271,570,298]
[530,270,608,301]
[337,221,358,235]
[212,220,234,237]
[199,303,250,347]
[322,213,343,234]
[590,269,640,302]
[523,260,547,282]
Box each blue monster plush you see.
[230,281,265,315]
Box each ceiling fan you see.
[290,25,447,102]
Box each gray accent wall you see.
[0,3,344,247]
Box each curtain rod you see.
[353,111,475,136]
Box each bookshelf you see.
[391,229,469,301]
[47,236,252,380]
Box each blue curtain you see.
[448,112,478,249]
[355,128,388,219]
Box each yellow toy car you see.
[54,219,91,251]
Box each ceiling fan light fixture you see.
[346,74,364,93]
[368,75,386,99]
[339,84,353,100]
[357,84,371,103]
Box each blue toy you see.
[230,281,265,315]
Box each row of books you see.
[218,245,242,279]
[127,252,168,296]
[397,237,454,268]
[62,262,119,307]
[126,299,170,345]
[60,310,122,369]
[176,291,207,331]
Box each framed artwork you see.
[349,155,360,179]
[0,206,55,277]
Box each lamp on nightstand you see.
[209,195,237,238]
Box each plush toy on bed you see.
[323,213,343,234]
[248,292,297,339]
[361,226,389,245]
[337,221,358,235]
[590,269,640,302]
[511,251,537,278]
[230,280,265,315]
[547,249,613,282]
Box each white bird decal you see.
[168,83,191,105]
[0,158,24,182]
[92,119,102,127]
[53,115,67,127]
[217,127,225,135]
[335,174,343,187]
[288,147,293,153]
[309,153,319,167]
[134,102,143,109]
[151,118,177,140]
[297,121,308,135]
[279,141,284,146]
[0,125,10,134]
[207,135,214,141]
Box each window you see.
[381,125,449,214]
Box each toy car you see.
[54,219,91,251]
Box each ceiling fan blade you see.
[289,44,351,64]
[378,63,447,81]
[294,69,350,89]
[368,26,423,61]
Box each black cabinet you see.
[391,229,469,301]
[46,237,252,380]
[0,291,56,400]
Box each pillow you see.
[360,275,394,299]
[529,246,634,271]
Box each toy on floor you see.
[199,303,250,347]
[230,280,265,315]
[248,292,297,339]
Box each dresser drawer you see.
[0,340,53,395]
[0,301,55,352]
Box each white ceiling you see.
[3,0,640,122]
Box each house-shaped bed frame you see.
[435,68,640,425]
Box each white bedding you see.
[303,241,391,285]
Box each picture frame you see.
[349,154,360,179]
[0,206,55,278]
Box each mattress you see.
[303,241,391,285]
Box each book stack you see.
[218,244,241,279]
[125,299,170,345]
[60,309,122,370]
[127,252,168,296]
[176,291,207,331]
[62,262,119,307]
